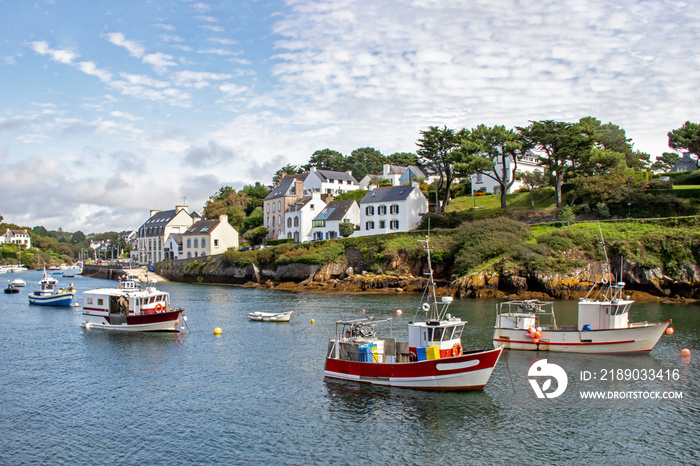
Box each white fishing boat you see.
[11,278,26,287]
[493,227,670,354]
[81,273,186,332]
[62,263,82,277]
[248,310,294,322]
[324,236,503,391]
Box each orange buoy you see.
[180,326,185,331]
[534,331,542,338]
[533,338,540,344]
[681,348,691,357]
[666,327,674,335]
[174,320,179,326]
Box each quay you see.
[81,264,168,283]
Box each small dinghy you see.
[248,310,294,322]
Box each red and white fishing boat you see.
[324,236,503,391]
[81,272,186,332]
[493,229,670,353]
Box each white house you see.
[136,205,200,265]
[359,164,428,190]
[356,182,428,236]
[285,191,326,243]
[470,152,544,195]
[304,167,360,195]
[163,233,183,260]
[310,200,361,240]
[670,153,699,173]
[182,214,240,259]
[0,229,31,249]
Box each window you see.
[379,220,386,229]
[390,204,399,214]
[378,205,387,215]
[267,203,270,213]
[194,238,199,248]
[287,218,292,228]
[390,220,399,230]
[365,206,374,215]
[272,202,276,213]
[186,239,191,248]
[278,201,281,212]
[214,239,219,247]
[267,217,270,227]
[272,216,276,227]
[278,215,281,227]
[97,298,103,305]
[201,239,206,248]
[187,252,192,258]
[294,217,299,227]
[366,221,375,230]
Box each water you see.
[1,270,698,465]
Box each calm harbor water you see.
[1,270,698,465]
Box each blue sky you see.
[1,0,698,233]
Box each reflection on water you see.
[0,271,698,464]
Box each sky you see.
[1,0,698,234]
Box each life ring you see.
[155,303,163,312]
[422,302,430,312]
[452,342,463,357]
[601,278,608,284]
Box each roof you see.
[264,173,308,200]
[184,219,219,236]
[671,154,699,172]
[313,200,356,222]
[406,165,426,178]
[360,185,417,203]
[166,233,183,244]
[313,169,358,183]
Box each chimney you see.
[368,184,376,191]
[383,164,391,175]
[176,205,189,214]
[149,209,162,217]
[412,181,420,189]
[219,214,228,225]
[310,166,317,173]
[294,179,304,200]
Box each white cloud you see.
[104,32,146,58]
[142,52,177,73]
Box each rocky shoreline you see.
[151,255,700,304]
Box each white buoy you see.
[183,316,188,321]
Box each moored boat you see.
[492,228,670,354]
[4,283,20,294]
[248,310,294,322]
[81,273,185,332]
[28,273,76,306]
[11,278,26,287]
[324,236,503,391]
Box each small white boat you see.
[248,310,294,322]
[11,278,26,287]
[62,265,82,277]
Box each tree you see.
[241,183,269,215]
[459,124,527,209]
[272,164,303,185]
[518,171,547,208]
[387,152,419,167]
[416,126,462,213]
[580,117,649,171]
[651,152,682,172]
[518,120,594,208]
[347,147,386,181]
[71,231,86,244]
[303,149,347,171]
[339,222,354,237]
[668,121,700,161]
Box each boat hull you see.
[493,321,670,354]
[28,292,75,306]
[81,309,183,332]
[248,311,293,322]
[324,347,503,391]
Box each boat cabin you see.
[408,317,464,358]
[496,300,557,330]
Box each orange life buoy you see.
[155,303,163,312]
[452,342,463,357]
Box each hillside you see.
[155,215,700,301]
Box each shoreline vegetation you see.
[145,216,700,303]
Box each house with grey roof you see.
[163,233,183,261]
[304,166,359,195]
[135,205,200,265]
[670,153,699,173]
[284,191,326,243]
[356,181,428,237]
[182,214,239,259]
[263,174,310,241]
[310,200,361,241]
[359,164,428,190]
